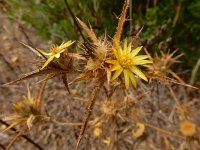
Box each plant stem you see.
[76,82,101,149]
[0,119,44,150]
[64,0,86,42]
[51,118,82,126]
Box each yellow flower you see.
[107,38,151,89]
[37,40,75,69]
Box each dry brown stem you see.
[114,0,129,42]
[76,82,101,149]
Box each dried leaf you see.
[20,42,46,59]
[27,115,36,130]
[4,69,65,85]
[148,72,199,90]
[76,17,97,42]
[132,122,145,138]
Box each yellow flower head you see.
[37,40,75,69]
[107,38,152,90]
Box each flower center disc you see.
[51,46,59,54]
[120,56,133,69]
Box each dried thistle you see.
[74,18,112,82]
[75,1,147,147]
[88,93,149,149]
[1,82,47,149]
[147,51,199,89]
[2,83,47,133]
[148,49,184,83]
[75,0,130,83]
[90,94,145,135]
[6,41,80,93]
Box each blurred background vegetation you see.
[1,0,200,84]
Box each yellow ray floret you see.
[37,40,75,69]
[106,38,152,90]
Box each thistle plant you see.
[2,82,46,133]
[6,40,79,93]
[1,82,47,149]
[3,93,44,132]
[2,0,199,149]
[72,18,112,82]
[148,49,184,83]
